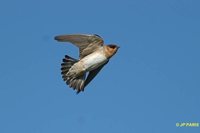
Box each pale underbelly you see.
[80,53,107,71]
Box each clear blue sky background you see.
[0,0,199,133]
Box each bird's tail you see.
[61,55,85,93]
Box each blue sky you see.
[0,0,200,133]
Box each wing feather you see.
[55,34,104,59]
[84,61,109,87]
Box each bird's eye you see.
[109,45,116,49]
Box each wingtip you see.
[54,36,60,41]
[54,35,66,41]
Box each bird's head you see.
[105,44,120,58]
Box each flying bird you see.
[54,34,119,93]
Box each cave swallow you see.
[54,34,119,93]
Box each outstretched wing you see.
[55,34,104,59]
[84,61,109,87]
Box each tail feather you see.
[61,55,77,78]
[61,55,86,93]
